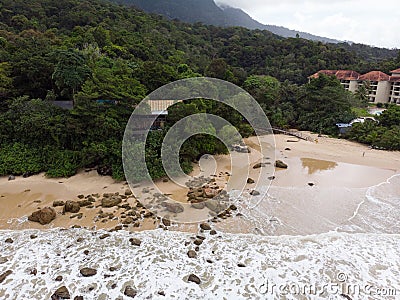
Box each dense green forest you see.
[0,0,399,180]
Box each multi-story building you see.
[309,69,400,104]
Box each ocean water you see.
[1,229,399,299]
[1,174,399,299]
[219,174,400,236]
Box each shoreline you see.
[0,133,399,234]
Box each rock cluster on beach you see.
[28,207,56,225]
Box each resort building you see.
[309,68,400,104]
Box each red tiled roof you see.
[309,70,360,80]
[308,70,338,79]
[335,70,360,80]
[390,76,400,83]
[390,68,400,74]
[358,71,390,82]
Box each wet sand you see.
[0,133,399,234]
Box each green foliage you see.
[348,105,400,150]
[0,0,398,180]
[297,75,356,134]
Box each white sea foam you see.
[0,229,399,299]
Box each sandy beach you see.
[0,132,399,234]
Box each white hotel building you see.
[309,68,400,104]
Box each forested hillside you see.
[0,0,398,180]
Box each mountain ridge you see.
[112,0,340,43]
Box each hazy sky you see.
[215,0,399,49]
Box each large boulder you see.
[205,200,226,213]
[28,207,56,225]
[203,188,218,198]
[63,201,80,213]
[275,160,288,169]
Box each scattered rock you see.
[30,234,37,239]
[8,175,15,181]
[74,297,83,300]
[162,218,171,227]
[187,250,197,258]
[247,178,255,184]
[268,176,276,180]
[64,201,80,213]
[275,160,288,169]
[28,207,56,225]
[142,188,150,194]
[237,263,246,267]
[191,202,206,209]
[229,204,237,211]
[203,188,217,198]
[162,202,184,214]
[23,172,33,178]
[200,223,211,231]
[29,268,37,276]
[5,238,13,243]
[285,148,291,151]
[250,190,260,196]
[129,238,142,247]
[187,274,201,285]
[99,234,110,240]
[101,197,122,208]
[124,286,137,298]
[205,200,226,213]
[158,290,166,296]
[53,200,65,207]
[122,217,134,225]
[51,286,70,300]
[308,182,315,186]
[193,239,203,246]
[78,199,92,207]
[125,189,133,196]
[210,230,217,235]
[70,213,83,219]
[80,268,97,277]
[0,270,12,283]
[55,275,63,282]
[253,163,267,169]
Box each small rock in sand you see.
[275,160,288,169]
[53,200,65,207]
[124,286,137,298]
[247,178,255,184]
[0,270,12,283]
[250,190,260,196]
[129,238,142,247]
[187,274,201,285]
[200,223,211,231]
[187,250,197,258]
[5,238,13,243]
[51,286,70,300]
[63,201,80,213]
[80,268,97,277]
